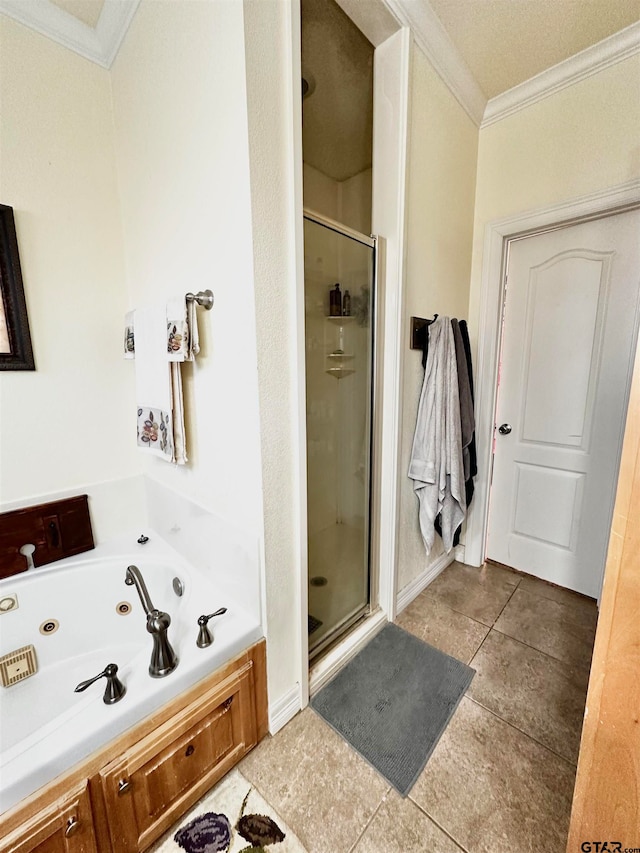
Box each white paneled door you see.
[487,209,640,598]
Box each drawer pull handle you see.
[64,816,79,837]
[185,744,195,757]
[117,779,131,795]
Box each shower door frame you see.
[271,0,410,724]
[303,208,379,660]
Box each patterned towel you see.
[167,296,200,362]
[130,304,187,464]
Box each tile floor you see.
[239,561,598,853]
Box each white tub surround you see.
[144,478,263,625]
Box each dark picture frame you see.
[0,204,35,371]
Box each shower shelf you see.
[326,366,356,379]
[325,316,356,378]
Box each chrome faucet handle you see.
[196,607,228,648]
[74,663,126,704]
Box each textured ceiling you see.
[48,0,105,29]
[301,0,374,182]
[429,0,640,99]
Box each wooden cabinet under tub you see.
[0,640,268,853]
[1,781,98,853]
[99,654,259,852]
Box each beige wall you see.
[397,43,479,592]
[110,0,263,537]
[469,55,640,350]
[464,53,640,567]
[0,17,138,533]
[0,0,284,725]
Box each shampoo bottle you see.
[329,283,342,316]
[343,290,351,316]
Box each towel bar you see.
[185,290,214,310]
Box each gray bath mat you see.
[310,622,475,795]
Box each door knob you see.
[498,424,512,435]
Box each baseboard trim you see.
[396,551,454,614]
[309,609,388,696]
[454,544,466,564]
[268,685,301,735]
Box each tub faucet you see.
[125,565,179,678]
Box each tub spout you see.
[125,565,155,617]
[125,565,179,678]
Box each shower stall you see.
[304,210,376,658]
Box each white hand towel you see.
[171,362,188,465]
[133,304,175,463]
[187,296,200,359]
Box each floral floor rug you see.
[148,768,308,853]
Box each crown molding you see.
[482,21,640,128]
[383,0,487,127]
[2,0,636,127]
[0,0,139,68]
[96,0,140,67]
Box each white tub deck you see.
[0,532,262,815]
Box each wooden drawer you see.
[0,781,97,853]
[98,661,258,852]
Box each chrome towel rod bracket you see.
[186,289,214,310]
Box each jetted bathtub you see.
[0,532,262,815]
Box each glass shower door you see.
[303,213,375,658]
